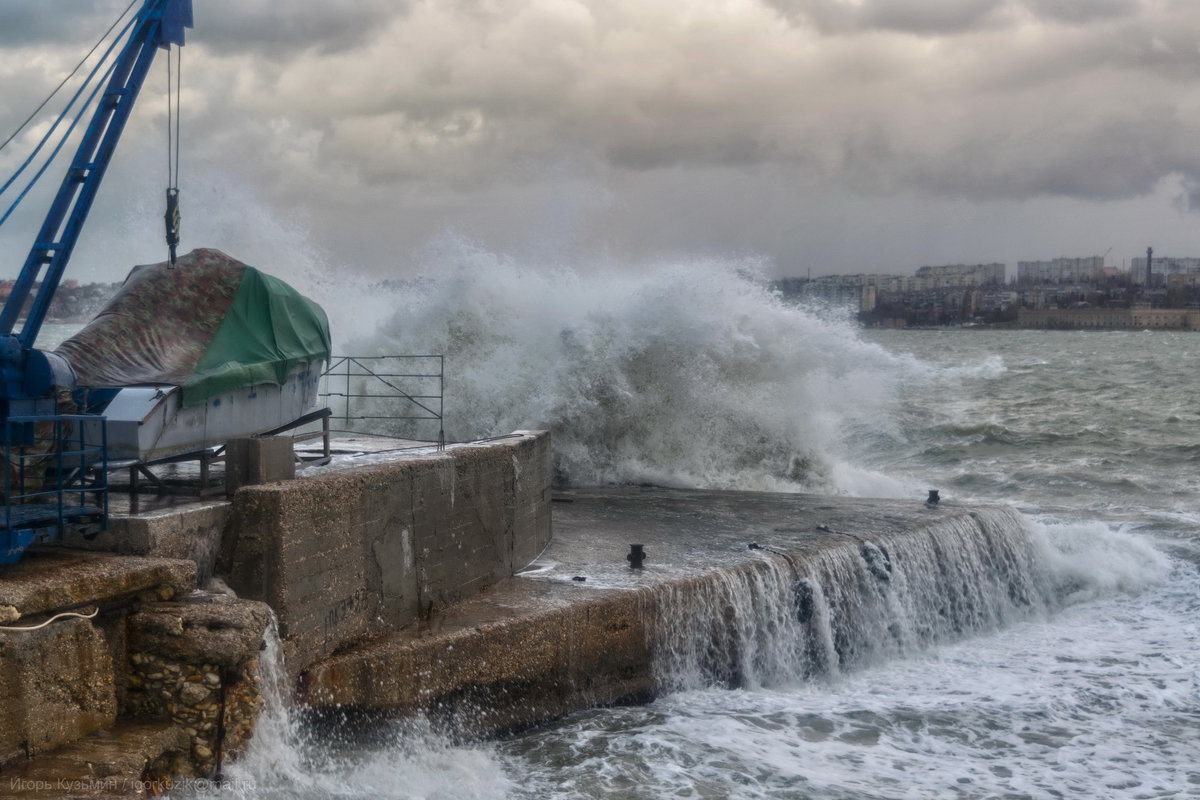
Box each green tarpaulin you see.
[56,248,331,407]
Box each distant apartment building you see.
[797,275,880,312]
[1130,255,1200,285]
[981,291,1019,312]
[1167,273,1200,289]
[913,263,1005,288]
[778,262,1010,324]
[1016,256,1104,284]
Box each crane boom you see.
[0,0,192,564]
[0,0,192,411]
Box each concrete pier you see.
[300,487,1007,736]
[0,430,1019,796]
[220,431,553,678]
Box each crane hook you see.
[165,187,180,266]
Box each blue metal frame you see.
[0,0,190,562]
[0,414,108,564]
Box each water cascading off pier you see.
[650,501,1052,693]
[299,487,1062,736]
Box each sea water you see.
[489,330,1199,800]
[157,253,1196,799]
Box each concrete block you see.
[0,551,196,621]
[127,597,272,667]
[221,431,553,679]
[222,466,397,675]
[0,719,190,798]
[225,436,295,496]
[0,617,117,761]
[56,503,230,578]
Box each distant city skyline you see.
[785,249,1200,283]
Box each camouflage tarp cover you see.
[56,248,331,407]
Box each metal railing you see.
[319,355,445,449]
[1,414,108,564]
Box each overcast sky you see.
[2,0,1200,282]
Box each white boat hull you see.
[101,361,323,462]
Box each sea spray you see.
[107,198,958,499]
[345,240,925,495]
[177,620,511,800]
[172,619,307,799]
[1027,516,1174,603]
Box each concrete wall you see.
[220,431,553,677]
[300,587,652,736]
[0,617,117,762]
[0,431,551,785]
[0,552,200,770]
[1018,307,1200,330]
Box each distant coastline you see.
[1,280,119,326]
[1015,307,1200,331]
[863,311,1200,332]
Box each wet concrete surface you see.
[299,486,982,732]
[533,486,954,590]
[388,486,952,632]
[100,434,454,515]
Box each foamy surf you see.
[328,239,921,495]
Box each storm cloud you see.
[2,0,1199,277]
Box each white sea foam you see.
[1027,516,1175,603]
[175,622,511,800]
[332,237,919,495]
[503,560,1200,799]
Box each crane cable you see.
[0,0,139,157]
[0,52,124,228]
[165,41,182,266]
[0,10,137,225]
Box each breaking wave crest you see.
[351,241,920,494]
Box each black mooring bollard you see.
[627,543,646,569]
[926,489,940,506]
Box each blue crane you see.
[0,0,193,562]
